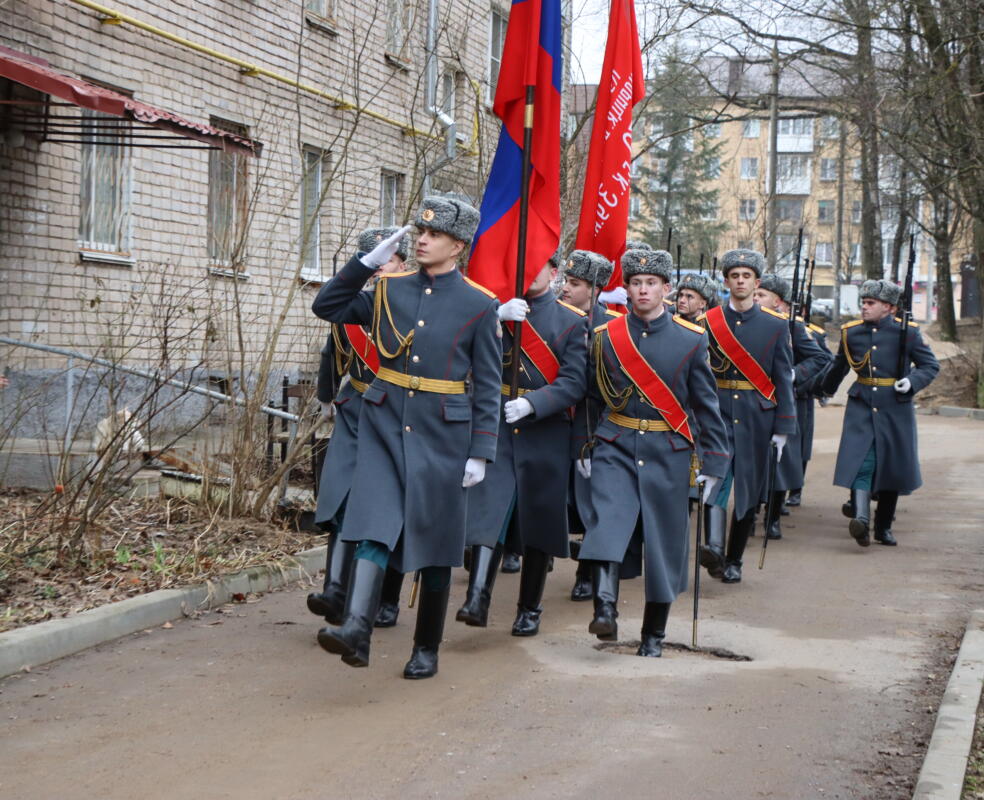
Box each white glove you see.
[576,457,592,479]
[497,298,529,322]
[320,401,335,421]
[695,474,720,504]
[359,225,413,268]
[462,457,486,488]
[504,397,534,423]
[598,286,628,305]
[894,377,912,394]
[791,368,797,382]
[771,434,787,463]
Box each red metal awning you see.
[0,46,258,156]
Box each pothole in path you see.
[594,640,753,661]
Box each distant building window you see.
[648,116,664,141]
[777,154,810,179]
[630,158,640,178]
[705,157,721,179]
[851,200,862,224]
[208,118,250,267]
[739,198,757,220]
[819,116,839,139]
[381,171,403,226]
[488,8,507,101]
[777,117,813,136]
[79,107,131,254]
[742,119,760,138]
[853,158,862,181]
[777,197,804,223]
[775,233,804,265]
[386,0,413,59]
[816,241,833,264]
[305,0,337,21]
[701,202,719,221]
[301,147,329,279]
[740,157,759,180]
[817,200,835,224]
[819,158,838,182]
[849,242,861,264]
[629,195,641,219]
[703,122,721,138]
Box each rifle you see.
[803,258,816,322]
[759,441,779,570]
[666,226,673,252]
[711,256,718,282]
[693,478,703,647]
[897,234,915,379]
[788,227,804,338]
[698,253,705,275]
[676,243,682,286]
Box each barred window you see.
[208,118,250,267]
[78,108,131,254]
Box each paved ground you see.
[1,409,983,800]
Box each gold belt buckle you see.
[639,418,650,431]
[409,375,421,390]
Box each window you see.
[386,0,413,59]
[849,242,861,264]
[701,202,719,221]
[629,195,641,219]
[817,200,835,224]
[777,197,804,223]
[647,116,664,141]
[703,122,721,138]
[742,118,760,138]
[776,233,806,265]
[630,158,640,178]
[380,171,403,226]
[816,241,833,264]
[305,0,337,22]
[820,116,839,139]
[851,200,862,224]
[819,158,837,182]
[739,198,757,220]
[565,113,579,139]
[777,117,813,136]
[300,147,329,279]
[208,118,250,267]
[777,154,810,179]
[853,158,862,180]
[704,157,721,179]
[740,157,759,179]
[79,107,131,254]
[488,8,507,101]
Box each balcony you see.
[776,133,814,153]
[776,176,811,195]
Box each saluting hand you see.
[498,298,529,322]
[462,457,486,488]
[360,225,413,268]
[504,398,533,423]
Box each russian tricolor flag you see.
[468,0,562,302]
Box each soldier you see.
[675,274,718,323]
[559,250,618,601]
[752,274,831,538]
[457,253,589,635]
[577,248,729,656]
[311,196,502,679]
[820,279,939,547]
[307,228,410,628]
[697,250,796,583]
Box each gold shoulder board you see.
[841,319,863,329]
[673,315,705,333]
[556,299,587,316]
[463,276,497,298]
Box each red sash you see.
[606,315,694,443]
[343,324,380,375]
[703,306,775,402]
[507,321,560,383]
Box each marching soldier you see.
[752,274,831,538]
[307,228,410,628]
[457,254,589,635]
[578,248,729,656]
[820,279,939,547]
[675,273,718,323]
[311,196,502,679]
[697,250,796,583]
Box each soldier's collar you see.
[418,266,461,285]
[628,308,669,332]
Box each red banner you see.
[574,0,645,291]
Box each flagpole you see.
[510,85,536,401]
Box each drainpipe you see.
[422,0,456,195]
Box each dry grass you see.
[965,694,984,799]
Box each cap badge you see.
[422,209,435,222]
[640,257,648,265]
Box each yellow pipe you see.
[68,0,478,151]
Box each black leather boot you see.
[849,489,871,547]
[874,491,898,546]
[317,558,384,667]
[570,558,593,601]
[588,561,620,640]
[766,491,785,540]
[700,504,727,579]
[786,487,802,507]
[501,550,521,573]
[403,582,450,679]
[306,536,355,625]
[374,566,404,627]
[637,601,671,657]
[455,544,502,626]
[723,510,755,583]
[842,492,855,518]
[511,547,550,636]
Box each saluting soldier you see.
[457,254,589,635]
[311,196,502,679]
[307,227,410,628]
[559,250,619,601]
[577,248,729,656]
[820,279,939,547]
[675,273,718,323]
[752,274,831,538]
[697,250,796,583]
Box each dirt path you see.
[1,409,982,800]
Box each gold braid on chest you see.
[594,332,632,412]
[372,278,415,360]
[331,325,354,376]
[842,327,871,372]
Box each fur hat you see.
[758,273,791,303]
[625,239,653,251]
[563,250,613,287]
[720,248,766,277]
[414,195,481,244]
[622,248,673,282]
[860,279,902,306]
[677,273,717,303]
[358,227,411,261]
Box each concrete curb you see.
[0,545,327,680]
[913,609,984,799]
[925,406,984,420]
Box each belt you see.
[607,411,671,432]
[856,376,895,387]
[349,376,369,394]
[500,385,531,397]
[376,366,467,395]
[716,378,756,391]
